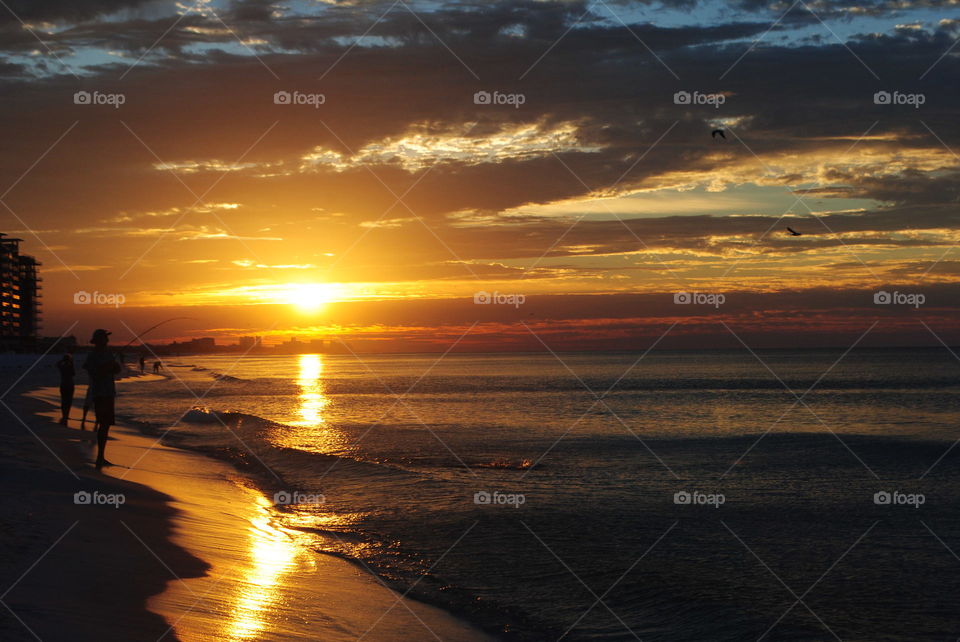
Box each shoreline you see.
[0,359,207,641]
[1,356,496,641]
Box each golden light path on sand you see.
[213,483,367,640]
[225,491,306,640]
[219,482,363,640]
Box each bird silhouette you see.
[786,227,802,236]
[711,129,726,140]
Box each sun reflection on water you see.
[295,353,329,426]
[268,353,349,454]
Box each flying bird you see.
[711,129,726,140]
[786,227,802,236]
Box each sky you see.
[1,0,959,351]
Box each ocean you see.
[115,349,960,640]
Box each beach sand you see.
[0,355,496,641]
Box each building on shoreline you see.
[0,235,41,351]
[144,335,348,356]
[238,336,262,350]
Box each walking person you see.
[55,353,75,425]
[139,354,145,374]
[82,329,121,469]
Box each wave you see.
[177,377,960,397]
[158,407,422,478]
[179,406,221,424]
[476,457,539,470]
[287,524,369,544]
[209,371,246,383]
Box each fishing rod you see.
[117,317,198,352]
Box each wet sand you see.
[0,355,496,641]
[0,357,205,641]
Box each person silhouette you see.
[82,329,121,469]
[55,353,75,425]
[80,385,92,431]
[139,354,146,374]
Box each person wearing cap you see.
[82,328,121,468]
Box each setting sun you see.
[282,283,341,312]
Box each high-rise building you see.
[190,337,216,350]
[0,235,41,350]
[238,336,262,350]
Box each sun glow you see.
[282,283,342,312]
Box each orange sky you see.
[3,0,959,350]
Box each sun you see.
[284,283,340,312]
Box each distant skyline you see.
[2,0,959,351]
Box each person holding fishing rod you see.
[82,328,121,469]
[77,318,194,466]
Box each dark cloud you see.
[0,0,160,26]
[802,170,960,205]
[0,0,957,334]
[227,0,278,23]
